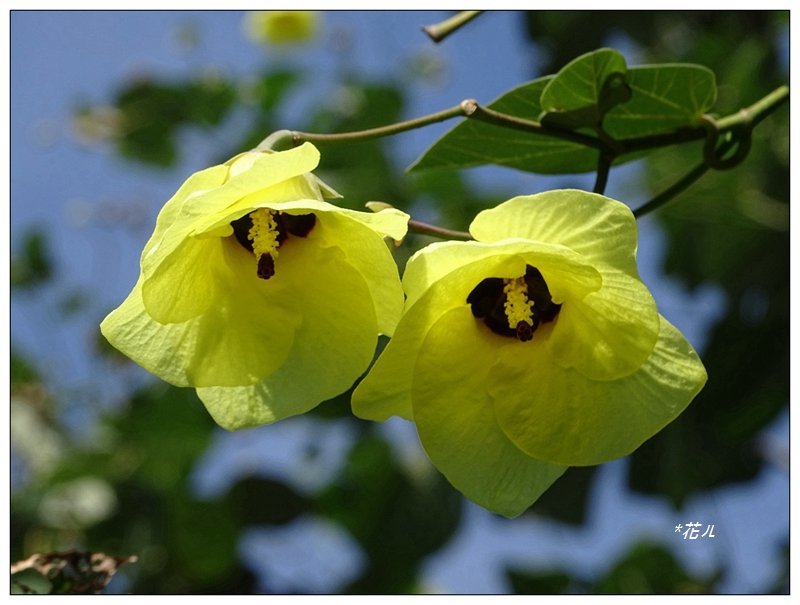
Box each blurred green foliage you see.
[319,434,462,593]
[110,75,237,167]
[507,541,722,594]
[11,10,788,595]
[606,11,790,506]
[11,351,40,386]
[11,228,53,289]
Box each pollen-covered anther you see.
[248,208,282,280]
[503,277,535,342]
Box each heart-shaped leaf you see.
[539,48,631,130]
[409,77,600,175]
[410,54,718,176]
[604,64,717,138]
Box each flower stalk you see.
[407,219,473,241]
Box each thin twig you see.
[715,84,789,130]
[631,88,785,217]
[422,11,483,43]
[288,99,603,149]
[283,102,473,148]
[633,138,738,218]
[465,102,603,149]
[407,219,472,241]
[593,153,613,194]
[263,86,788,170]
[619,85,788,156]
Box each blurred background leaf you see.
[609,11,790,506]
[318,432,462,593]
[507,540,722,594]
[11,228,53,289]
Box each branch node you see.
[460,99,479,116]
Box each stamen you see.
[244,209,282,281]
[230,210,317,280]
[467,264,561,342]
[503,277,535,331]
[249,209,282,265]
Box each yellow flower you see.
[244,11,318,46]
[101,143,408,430]
[352,190,707,517]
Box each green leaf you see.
[319,433,462,593]
[527,466,596,525]
[227,477,311,526]
[168,497,239,584]
[112,76,236,167]
[604,64,717,138]
[410,56,718,176]
[506,541,720,594]
[11,568,52,595]
[11,350,39,386]
[539,48,631,130]
[182,78,237,127]
[629,101,787,505]
[591,541,720,594]
[11,228,53,289]
[252,69,299,113]
[119,383,213,492]
[506,568,575,594]
[409,77,599,175]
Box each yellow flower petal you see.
[490,316,707,465]
[197,243,378,429]
[353,240,600,422]
[189,173,328,239]
[412,306,567,517]
[141,164,230,261]
[352,251,528,422]
[470,190,641,277]
[102,237,300,387]
[402,238,601,310]
[470,190,659,379]
[141,143,321,283]
[102,142,408,429]
[313,210,405,336]
[357,189,706,515]
[244,11,318,46]
[546,262,660,380]
[192,198,408,336]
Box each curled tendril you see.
[700,114,753,171]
